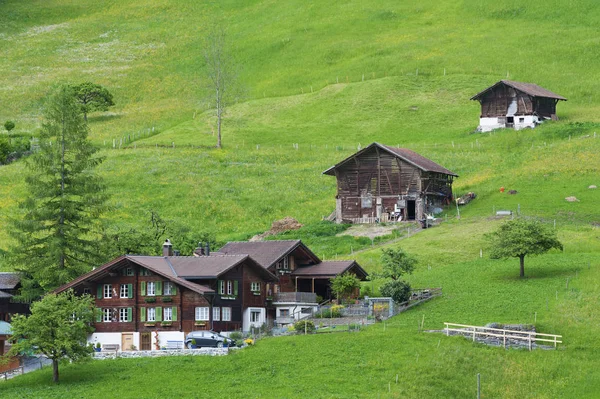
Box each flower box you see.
[252,291,261,296]
[161,322,172,327]
[194,322,206,327]
[144,297,156,303]
[144,322,156,327]
[161,296,173,303]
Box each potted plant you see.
[222,338,229,348]
[95,342,102,352]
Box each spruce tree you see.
[10,85,108,300]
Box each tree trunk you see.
[52,359,59,383]
[519,255,525,278]
[217,111,222,149]
[83,112,88,123]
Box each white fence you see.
[444,322,562,350]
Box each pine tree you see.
[10,85,108,300]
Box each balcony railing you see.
[274,292,317,304]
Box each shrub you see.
[4,120,15,132]
[380,280,411,303]
[313,305,343,318]
[293,320,316,333]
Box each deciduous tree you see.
[331,272,361,301]
[380,248,417,280]
[4,120,15,133]
[486,218,563,278]
[10,85,108,300]
[70,82,114,122]
[7,289,95,383]
[203,25,241,149]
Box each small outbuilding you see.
[471,80,567,132]
[323,143,457,224]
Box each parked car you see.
[185,331,229,349]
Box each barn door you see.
[140,333,151,351]
[407,200,416,220]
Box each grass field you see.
[1,0,600,397]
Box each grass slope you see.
[3,222,600,398]
[1,0,600,397]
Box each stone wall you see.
[93,347,232,360]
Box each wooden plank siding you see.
[478,84,557,119]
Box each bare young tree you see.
[203,25,240,149]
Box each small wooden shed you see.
[471,80,567,132]
[323,143,457,224]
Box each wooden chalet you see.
[217,240,368,326]
[471,80,567,132]
[0,273,30,322]
[55,241,277,351]
[323,143,457,224]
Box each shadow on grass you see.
[496,264,581,281]
[89,113,123,123]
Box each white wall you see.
[514,115,539,130]
[243,307,266,332]
[89,331,185,351]
[479,115,541,132]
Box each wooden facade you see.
[55,249,278,348]
[471,80,567,132]
[323,143,456,223]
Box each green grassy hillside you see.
[1,0,600,397]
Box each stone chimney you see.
[162,239,173,257]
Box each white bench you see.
[166,341,184,350]
[102,344,120,353]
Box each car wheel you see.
[186,342,195,349]
[216,342,223,348]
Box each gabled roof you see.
[322,142,457,177]
[292,261,369,280]
[54,252,279,295]
[218,240,321,270]
[470,80,567,101]
[128,255,277,281]
[0,272,21,290]
[0,290,13,299]
[55,256,214,296]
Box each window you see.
[147,281,156,296]
[164,282,175,296]
[251,282,261,292]
[213,307,220,321]
[103,308,111,322]
[250,310,261,323]
[120,284,129,298]
[222,307,231,321]
[279,309,290,317]
[103,284,112,299]
[119,308,129,322]
[195,307,209,321]
[218,280,225,295]
[126,268,134,276]
[227,281,233,295]
[147,308,156,322]
[83,288,91,295]
[163,307,172,322]
[276,257,289,270]
[140,268,152,276]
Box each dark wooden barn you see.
[471,80,567,132]
[323,143,457,224]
